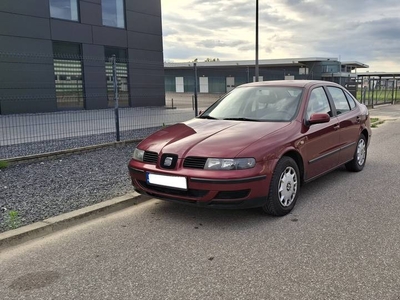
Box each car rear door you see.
[326,86,361,165]
[301,86,341,180]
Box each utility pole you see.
[193,62,198,116]
[255,0,259,82]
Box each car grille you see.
[143,151,158,164]
[183,157,207,169]
[138,180,208,198]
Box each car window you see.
[327,87,351,115]
[306,87,332,119]
[344,91,357,110]
[202,86,303,122]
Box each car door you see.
[326,86,361,165]
[301,86,341,180]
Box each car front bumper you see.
[128,165,269,209]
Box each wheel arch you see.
[361,128,369,145]
[281,150,305,184]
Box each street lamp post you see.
[255,0,259,82]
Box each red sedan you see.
[128,80,371,216]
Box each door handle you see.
[333,124,340,130]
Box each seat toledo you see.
[128,80,371,216]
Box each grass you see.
[370,118,385,128]
[4,210,22,230]
[0,161,9,169]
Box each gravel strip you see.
[0,143,138,233]
[0,127,161,159]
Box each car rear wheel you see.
[345,134,367,172]
[262,156,300,216]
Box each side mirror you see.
[198,110,203,116]
[307,113,330,126]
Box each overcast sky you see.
[161,0,400,71]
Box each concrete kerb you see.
[0,192,151,252]
[3,138,142,165]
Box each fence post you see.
[392,77,395,105]
[112,54,120,141]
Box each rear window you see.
[344,91,357,110]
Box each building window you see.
[50,0,79,21]
[299,67,309,75]
[53,42,84,109]
[102,0,125,28]
[105,47,129,107]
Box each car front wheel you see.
[345,134,367,172]
[262,156,300,216]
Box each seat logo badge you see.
[164,157,173,167]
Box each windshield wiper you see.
[198,115,218,119]
[223,117,261,122]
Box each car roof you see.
[240,80,343,89]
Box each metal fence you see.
[357,76,400,107]
[0,58,221,160]
[0,51,210,160]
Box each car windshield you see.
[200,86,303,122]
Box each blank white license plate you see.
[146,173,187,190]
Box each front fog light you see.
[132,148,145,161]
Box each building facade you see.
[165,58,368,94]
[0,0,165,114]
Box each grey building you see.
[0,0,165,114]
[165,58,368,94]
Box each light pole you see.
[255,0,259,82]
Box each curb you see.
[3,139,141,165]
[0,192,150,252]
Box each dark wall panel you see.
[129,64,165,107]
[0,0,50,18]
[126,0,161,16]
[0,37,53,65]
[1,98,57,114]
[129,93,165,107]
[128,49,163,64]
[82,67,108,109]
[0,62,55,89]
[128,31,162,51]
[126,11,162,35]
[82,44,106,66]
[51,19,92,44]
[0,12,50,39]
[80,1,102,26]
[92,26,128,47]
[82,44,108,109]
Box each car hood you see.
[138,118,290,158]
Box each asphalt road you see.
[0,115,399,299]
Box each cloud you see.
[161,0,400,71]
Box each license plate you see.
[146,173,187,190]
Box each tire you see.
[262,156,300,216]
[345,134,367,172]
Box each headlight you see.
[132,148,145,161]
[204,158,256,170]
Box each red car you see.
[128,80,371,216]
